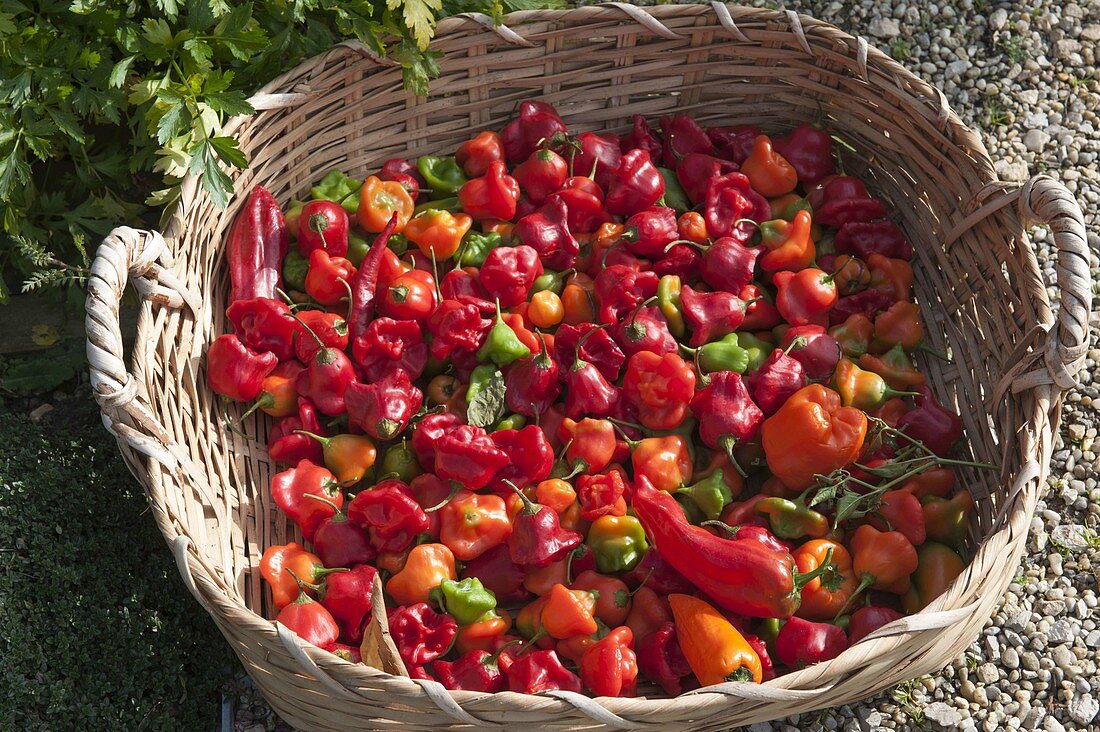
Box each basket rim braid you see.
[84,4,1092,730]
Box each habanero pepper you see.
[835,219,913,261]
[741,135,797,197]
[505,649,583,694]
[321,564,378,644]
[207,334,277,403]
[439,490,512,562]
[404,209,472,260]
[501,101,567,164]
[848,605,905,644]
[487,425,554,493]
[867,488,927,547]
[675,152,737,204]
[637,621,694,695]
[587,514,649,573]
[514,197,580,270]
[455,131,505,178]
[921,489,973,550]
[390,602,459,667]
[458,160,520,221]
[846,524,919,605]
[903,541,966,612]
[352,317,428,382]
[347,479,430,554]
[271,459,344,542]
[896,384,964,457]
[613,304,677,358]
[704,172,771,243]
[829,313,875,358]
[605,148,665,217]
[761,385,867,490]
[781,324,842,381]
[268,398,325,465]
[479,244,544,308]
[581,626,638,697]
[707,124,762,164]
[758,210,815,272]
[259,542,340,609]
[747,346,807,416]
[698,237,762,294]
[506,482,583,568]
[622,350,696,430]
[434,424,510,490]
[226,297,298,362]
[858,344,925,390]
[773,124,836,186]
[774,616,848,669]
[345,368,423,440]
[304,249,356,308]
[514,148,569,204]
[430,576,498,626]
[293,310,348,363]
[690,371,764,474]
[679,284,747,347]
[832,358,917,411]
[773,267,838,327]
[627,434,693,493]
[793,539,858,621]
[386,543,457,606]
[277,585,340,649]
[297,199,349,257]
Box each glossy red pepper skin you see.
[774,616,848,668]
[868,489,927,547]
[623,207,679,258]
[294,310,349,363]
[312,503,375,570]
[345,368,423,440]
[513,148,569,204]
[434,650,506,692]
[772,124,835,186]
[624,548,694,595]
[553,325,625,383]
[455,134,504,178]
[505,344,562,418]
[605,149,665,217]
[653,244,701,282]
[810,176,886,227]
[441,268,493,311]
[781,324,841,381]
[348,215,400,341]
[659,114,713,167]
[613,306,677,358]
[740,284,783,331]
[690,371,765,452]
[620,115,663,160]
[304,249,356,308]
[570,131,622,189]
[836,220,913,261]
[277,590,339,649]
[268,398,325,465]
[514,198,580,271]
[501,101,567,164]
[549,176,612,234]
[411,412,463,470]
[389,602,459,667]
[581,626,638,697]
[227,186,289,305]
[676,152,738,204]
[637,622,693,695]
[461,544,531,603]
[347,479,430,553]
[206,334,278,402]
[848,605,904,644]
[699,237,761,294]
[565,356,621,420]
[352,317,428,382]
[271,459,344,542]
[226,297,298,362]
[459,160,520,221]
[508,490,582,568]
[774,268,838,327]
[434,424,510,490]
[829,289,895,327]
[707,124,761,164]
[297,199,349,257]
[747,348,807,416]
[807,175,869,209]
[897,385,963,457]
[704,172,770,243]
[321,565,377,644]
[623,351,696,430]
[679,285,747,346]
[505,649,583,693]
[594,265,660,326]
[479,245,544,307]
[577,469,629,520]
[632,477,802,618]
[487,425,554,493]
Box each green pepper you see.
[586,515,649,573]
[921,492,972,551]
[756,617,783,659]
[430,577,497,626]
[387,232,410,256]
[832,614,851,631]
[378,440,422,483]
[417,156,468,194]
[477,301,530,367]
[282,249,309,292]
[771,195,812,222]
[457,231,502,267]
[414,195,461,215]
[675,468,733,521]
[310,169,362,214]
[345,230,370,267]
[674,492,707,526]
[657,274,685,339]
[531,269,573,295]
[685,332,749,374]
[494,414,527,431]
[465,365,499,406]
[755,496,829,540]
[737,332,772,372]
[657,167,691,213]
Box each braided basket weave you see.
[85,4,1091,730]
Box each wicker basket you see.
[85,4,1091,730]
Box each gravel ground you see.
[231,2,1100,730]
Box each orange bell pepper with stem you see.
[561,275,596,325]
[829,313,874,358]
[832,358,919,411]
[831,254,871,295]
[294,431,376,485]
[793,539,858,620]
[358,176,414,233]
[741,135,797,197]
[535,478,577,515]
[404,209,472,260]
[386,543,457,605]
[260,542,344,609]
[571,570,632,627]
[624,432,693,493]
[761,384,867,490]
[837,525,919,616]
[541,583,599,639]
[439,490,512,561]
[669,594,763,684]
[872,301,924,351]
[528,290,564,329]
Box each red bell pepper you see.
[570,131,622,188]
[345,368,423,440]
[226,297,297,362]
[271,459,344,542]
[704,171,770,243]
[581,626,638,697]
[478,244,544,307]
[390,602,459,666]
[513,148,569,204]
[501,101,566,164]
[458,160,520,221]
[227,186,289,304]
[351,317,428,382]
[679,284,747,346]
[293,310,348,363]
[623,350,696,430]
[774,616,848,668]
[513,197,580,270]
[605,149,664,216]
[206,334,277,403]
[637,621,693,695]
[434,424,510,490]
[347,479,430,553]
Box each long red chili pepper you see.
[349,213,400,341]
[227,186,289,304]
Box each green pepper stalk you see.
[675,468,734,521]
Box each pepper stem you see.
[301,491,345,518]
[504,479,539,515]
[572,323,608,367]
[287,310,327,350]
[915,343,952,362]
[883,386,921,399]
[784,336,807,355]
[700,520,739,539]
[294,430,332,448]
[725,666,755,683]
[424,482,463,512]
[608,420,643,448]
[832,572,876,620]
[791,547,838,593]
[717,435,748,478]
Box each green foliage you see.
[0,398,233,728]
[0,341,86,395]
[0,0,547,300]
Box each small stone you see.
[1068,694,1099,725]
[1024,129,1050,152]
[978,663,999,684]
[1085,630,1100,648]
[925,702,965,727]
[1048,620,1074,645]
[989,8,1008,30]
[28,403,53,423]
[868,17,901,39]
[747,724,772,732]
[1023,706,1046,730]
[1044,717,1066,732]
[1038,600,1065,616]
[1082,25,1100,42]
[1007,611,1032,632]
[1053,645,1077,671]
[1003,648,1021,669]
[1051,525,1091,551]
[945,60,971,79]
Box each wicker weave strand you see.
[85,5,1093,730]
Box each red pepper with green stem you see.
[613,298,677,358]
[675,152,738,204]
[621,206,679,258]
[564,329,622,420]
[568,131,622,188]
[345,368,422,440]
[293,310,348,363]
[781,324,841,381]
[636,621,693,695]
[304,249,356,308]
[514,148,569,204]
[594,264,660,325]
[259,542,343,609]
[458,160,519,221]
[689,371,764,477]
[622,350,696,431]
[581,626,638,697]
[317,564,377,644]
[478,244,544,308]
[557,417,617,477]
[207,334,278,403]
[276,580,341,649]
[896,384,964,457]
[227,186,289,305]
[748,345,807,416]
[487,425,554,493]
[549,175,611,234]
[774,267,838,326]
[434,424,510,490]
[268,398,325,465]
[309,494,376,569]
[439,489,512,561]
[271,459,344,542]
[501,101,567,164]
[504,333,562,418]
[697,237,762,294]
[757,210,815,272]
[297,199,349,257]
[679,284,748,347]
[605,148,665,216]
[226,297,298,362]
[704,171,771,242]
[378,269,437,322]
[514,197,580,270]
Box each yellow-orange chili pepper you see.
[535,478,577,515]
[453,609,512,655]
[831,254,871,295]
[668,593,763,684]
[386,543,456,605]
[561,273,596,325]
[296,431,376,485]
[867,253,913,302]
[528,290,564,329]
[541,583,599,639]
[404,209,472,259]
[741,135,797,197]
[758,209,815,272]
[677,211,708,243]
[358,175,414,233]
[793,539,858,621]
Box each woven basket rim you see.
[89,4,1090,728]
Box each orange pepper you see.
[832,358,914,411]
[829,313,875,358]
[501,312,540,353]
[559,501,585,533]
[561,273,596,325]
[858,345,926,390]
[872,300,924,351]
[528,290,564,329]
[571,570,632,627]
[439,490,511,561]
[625,586,671,642]
[535,478,577,515]
[897,466,956,501]
[793,539,858,620]
[386,543,456,605]
[831,254,870,296]
[902,541,966,612]
[761,384,868,490]
[300,432,376,485]
[483,219,514,238]
[523,557,569,597]
[375,547,411,575]
[849,524,918,595]
[258,365,302,418]
[515,594,550,639]
[403,209,472,259]
[871,395,911,428]
[259,542,331,609]
[867,253,913,302]
[541,583,599,638]
[454,609,512,655]
[629,434,693,493]
[741,135,797,197]
[677,211,708,243]
[584,222,626,269]
[669,593,763,684]
[758,210,815,272]
[358,176,414,233]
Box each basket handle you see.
[1014,174,1092,392]
[85,226,201,460]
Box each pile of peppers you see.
[212,102,985,697]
